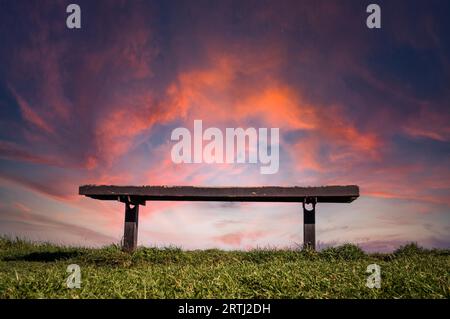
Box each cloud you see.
[0,141,61,167]
[213,231,267,247]
[0,201,117,245]
[10,88,55,135]
[402,105,450,142]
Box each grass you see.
[0,238,448,299]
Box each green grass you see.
[0,238,448,298]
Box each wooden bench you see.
[79,185,359,252]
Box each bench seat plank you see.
[79,185,359,203]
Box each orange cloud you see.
[163,50,381,178]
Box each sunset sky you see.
[0,0,449,252]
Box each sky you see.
[0,0,449,252]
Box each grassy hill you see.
[0,238,448,298]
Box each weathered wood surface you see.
[123,203,139,252]
[79,185,359,203]
[303,201,316,250]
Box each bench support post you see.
[303,198,316,250]
[123,203,139,252]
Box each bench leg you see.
[123,203,139,252]
[303,200,316,250]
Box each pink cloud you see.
[213,231,267,247]
[10,88,54,135]
[402,105,450,142]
